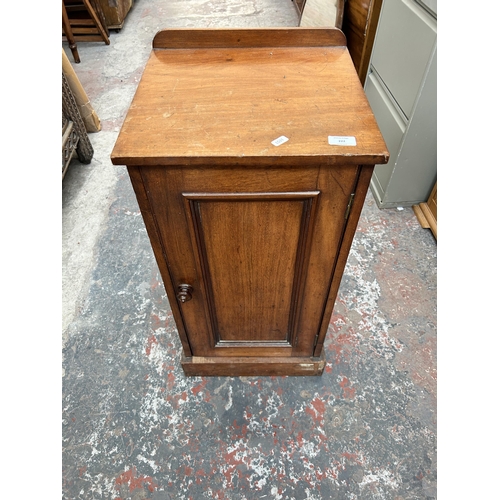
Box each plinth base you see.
[181,351,326,377]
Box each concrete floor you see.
[62,1,437,498]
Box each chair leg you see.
[82,0,110,45]
[62,1,80,63]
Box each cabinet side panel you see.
[136,167,216,357]
[126,166,193,356]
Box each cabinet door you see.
[135,165,360,359]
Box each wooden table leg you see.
[62,1,80,63]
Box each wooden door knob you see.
[176,284,193,303]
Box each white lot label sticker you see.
[272,135,289,146]
[328,136,357,146]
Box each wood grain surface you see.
[111,28,388,167]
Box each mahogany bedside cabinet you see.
[111,28,389,376]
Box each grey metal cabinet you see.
[365,0,437,208]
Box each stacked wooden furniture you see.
[62,0,110,63]
[62,72,93,179]
[111,28,389,376]
[62,1,81,63]
[62,104,80,178]
[95,0,134,30]
[342,0,384,85]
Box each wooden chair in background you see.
[62,0,110,63]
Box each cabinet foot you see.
[180,351,326,377]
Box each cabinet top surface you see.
[111,28,388,167]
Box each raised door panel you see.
[183,192,319,349]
